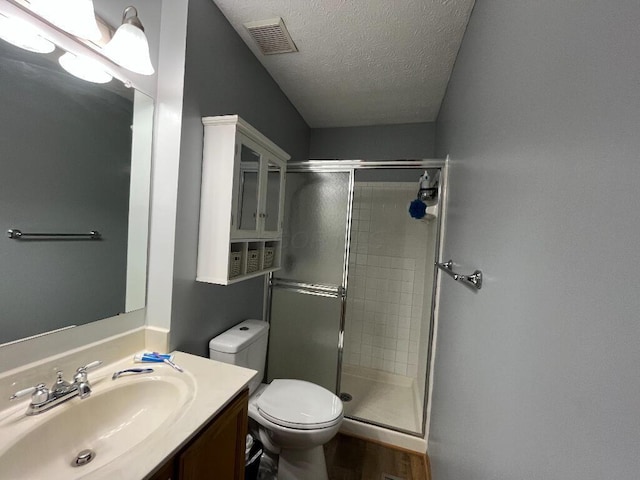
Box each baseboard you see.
[340,417,427,453]
[424,451,432,480]
[340,430,424,457]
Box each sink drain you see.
[339,392,352,402]
[72,449,96,467]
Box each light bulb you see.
[30,0,102,42]
[103,7,154,75]
[58,51,112,83]
[0,15,55,53]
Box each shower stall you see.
[265,160,444,438]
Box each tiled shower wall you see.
[344,182,435,379]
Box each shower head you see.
[418,187,438,205]
[417,170,439,206]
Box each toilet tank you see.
[209,319,269,394]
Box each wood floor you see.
[324,434,430,480]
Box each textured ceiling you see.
[212,0,475,128]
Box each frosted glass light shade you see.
[30,0,101,41]
[103,23,154,75]
[0,16,55,53]
[58,52,112,83]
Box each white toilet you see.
[209,319,343,480]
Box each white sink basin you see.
[0,370,194,479]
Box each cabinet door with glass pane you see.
[232,138,262,239]
[231,135,286,240]
[261,155,285,238]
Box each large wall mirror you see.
[0,27,153,345]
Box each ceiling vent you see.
[244,18,298,55]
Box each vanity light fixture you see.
[0,14,55,53]
[58,51,112,83]
[103,6,154,76]
[30,0,102,42]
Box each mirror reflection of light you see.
[0,15,55,54]
[30,0,101,42]
[58,51,113,84]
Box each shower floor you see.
[340,365,422,433]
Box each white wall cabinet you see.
[197,115,289,285]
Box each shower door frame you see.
[265,159,447,438]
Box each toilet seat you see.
[256,379,343,430]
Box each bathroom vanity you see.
[0,347,257,480]
[149,388,248,480]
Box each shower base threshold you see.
[340,365,421,433]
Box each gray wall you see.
[431,0,640,478]
[310,122,435,160]
[170,0,310,356]
[0,43,131,344]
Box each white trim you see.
[145,0,188,331]
[196,268,280,286]
[126,91,153,312]
[202,115,291,161]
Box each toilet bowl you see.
[209,320,343,480]
[249,381,342,479]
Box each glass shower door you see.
[267,171,351,392]
[267,162,445,437]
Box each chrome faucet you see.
[73,362,100,399]
[9,361,102,415]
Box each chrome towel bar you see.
[436,259,483,290]
[7,229,102,240]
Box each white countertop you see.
[0,351,257,480]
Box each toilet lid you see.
[256,379,343,430]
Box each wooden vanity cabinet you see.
[149,459,175,480]
[147,389,249,480]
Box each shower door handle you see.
[271,278,345,298]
